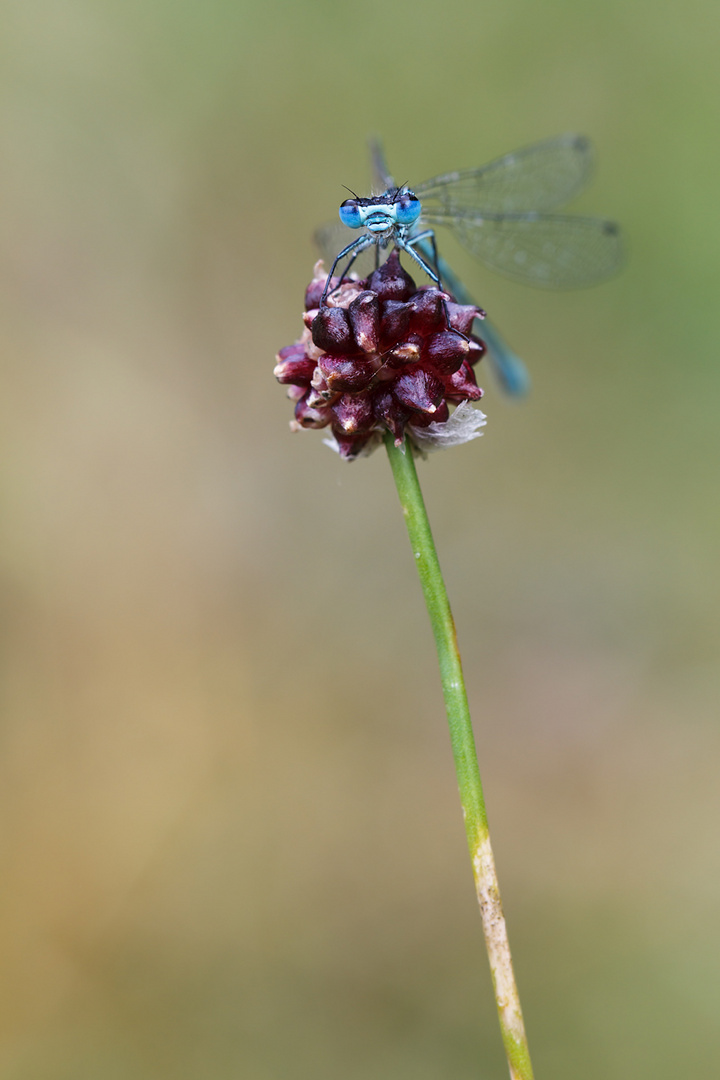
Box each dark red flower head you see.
[275,252,487,459]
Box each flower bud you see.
[422,331,471,375]
[368,255,416,302]
[331,391,374,435]
[274,347,317,386]
[379,300,411,351]
[446,301,480,337]
[393,367,445,416]
[276,251,486,459]
[317,354,378,393]
[348,291,381,354]
[446,361,484,402]
[407,289,444,333]
[311,307,355,353]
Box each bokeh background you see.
[0,0,718,1076]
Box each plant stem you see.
[384,431,535,1080]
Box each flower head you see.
[275,251,487,459]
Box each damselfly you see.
[314,137,622,395]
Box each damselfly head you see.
[339,187,421,232]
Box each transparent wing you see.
[313,220,390,278]
[368,137,394,191]
[415,134,594,215]
[421,212,623,289]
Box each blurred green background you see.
[0,0,718,1076]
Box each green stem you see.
[384,431,535,1080]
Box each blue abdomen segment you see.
[475,318,531,397]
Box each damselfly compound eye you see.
[339,199,363,229]
[395,191,421,226]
